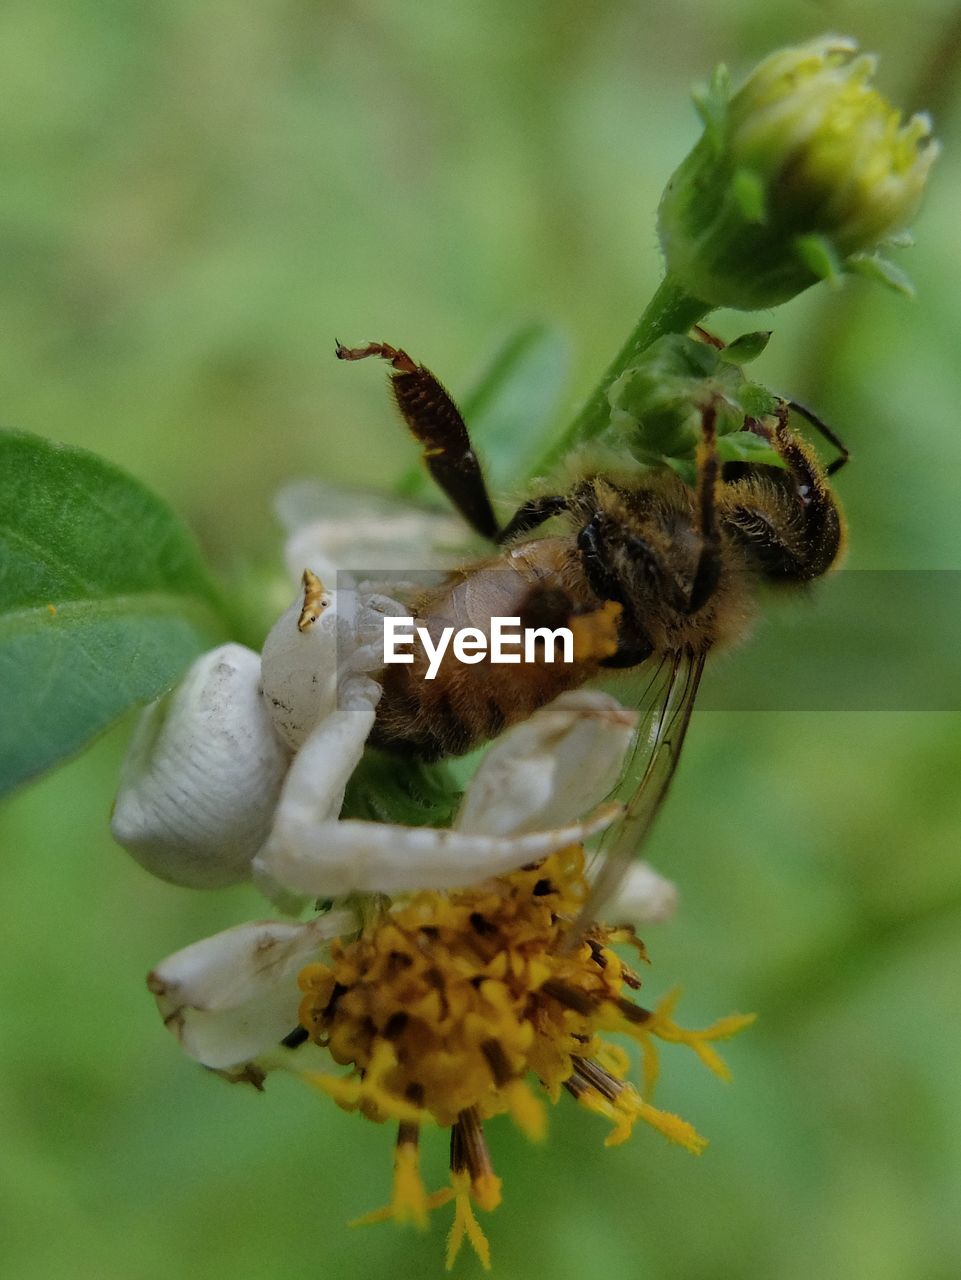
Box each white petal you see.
[256,803,622,898]
[111,645,289,888]
[602,861,679,924]
[148,912,356,1069]
[454,690,636,836]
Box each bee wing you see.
[573,650,707,932]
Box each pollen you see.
[569,600,622,662]
[296,845,753,1268]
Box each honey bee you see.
[336,337,847,906]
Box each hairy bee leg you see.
[722,406,844,580]
[576,516,662,662]
[785,398,850,475]
[581,402,720,619]
[496,493,570,544]
[776,407,846,577]
[686,402,723,613]
[335,341,500,541]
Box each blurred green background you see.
[2,1,960,1277]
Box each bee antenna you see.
[785,398,850,475]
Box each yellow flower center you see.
[296,846,753,1269]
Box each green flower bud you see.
[658,35,939,310]
[606,333,781,483]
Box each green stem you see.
[530,275,710,477]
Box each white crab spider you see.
[113,489,680,1073]
[111,565,656,903]
[110,572,391,890]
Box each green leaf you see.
[397,323,570,506]
[692,63,731,152]
[795,233,843,286]
[731,168,766,223]
[0,430,230,797]
[341,748,461,828]
[736,381,780,418]
[716,430,784,469]
[847,252,916,297]
[463,323,570,489]
[719,330,772,365]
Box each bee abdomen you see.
[372,671,507,759]
[369,540,600,758]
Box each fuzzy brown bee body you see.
[369,437,842,760]
[370,536,604,759]
[337,336,846,904]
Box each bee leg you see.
[518,584,625,665]
[785,398,850,475]
[721,408,844,581]
[686,402,723,613]
[335,341,500,541]
[576,515,657,663]
[496,493,570,544]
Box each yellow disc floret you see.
[295,845,753,1269]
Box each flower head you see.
[658,35,939,309]
[142,686,658,1068]
[296,844,752,1269]
[117,489,752,1269]
[149,832,750,1271]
